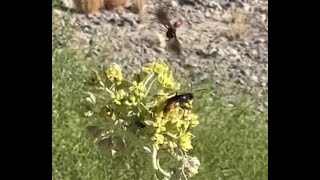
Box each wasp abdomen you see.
[163,93,193,113]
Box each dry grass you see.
[70,0,128,14]
[131,0,147,22]
[61,0,147,21]
[231,8,247,40]
[72,0,104,14]
[104,0,127,10]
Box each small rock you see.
[53,9,62,15]
[251,49,258,56]
[240,69,248,76]
[154,47,165,53]
[221,11,233,23]
[205,10,212,18]
[254,6,268,14]
[242,3,251,12]
[92,19,101,25]
[227,47,238,56]
[239,41,249,47]
[171,0,179,7]
[208,1,222,10]
[195,49,208,58]
[235,78,246,86]
[254,38,265,44]
[212,11,222,21]
[61,0,75,9]
[143,46,150,54]
[261,14,267,23]
[229,63,239,70]
[250,75,259,83]
[217,47,226,56]
[227,103,234,107]
[179,0,196,6]
[121,14,138,26]
[208,48,218,57]
[263,102,268,107]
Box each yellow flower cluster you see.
[99,62,199,153]
[104,63,123,85]
[152,102,199,153]
[143,62,180,90]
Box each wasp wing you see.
[155,8,173,28]
[165,37,182,56]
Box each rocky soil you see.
[52,0,268,107]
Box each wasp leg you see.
[180,104,189,118]
[182,108,186,117]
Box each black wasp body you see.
[163,93,194,113]
[166,27,177,39]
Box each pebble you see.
[261,14,267,23]
[251,49,258,56]
[250,75,259,83]
[242,3,251,12]
[227,47,239,56]
[171,0,179,7]
[205,10,212,18]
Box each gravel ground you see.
[52,0,268,107]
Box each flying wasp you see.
[155,8,183,56]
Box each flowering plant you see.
[84,62,200,179]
